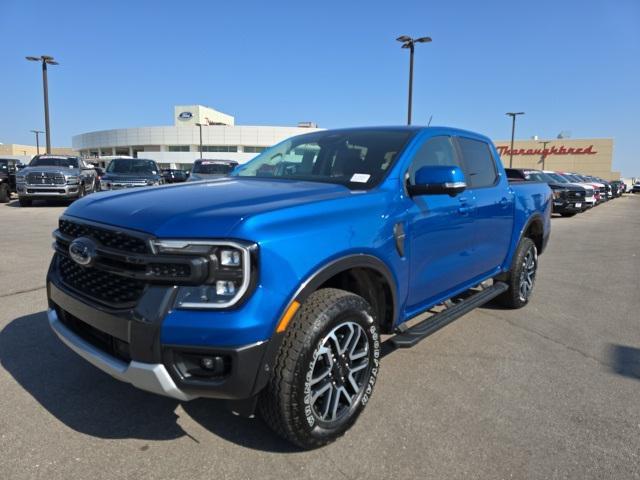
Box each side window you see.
[407,136,460,184]
[456,137,497,188]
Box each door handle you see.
[458,205,472,215]
[499,197,509,209]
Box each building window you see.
[243,146,266,153]
[202,145,238,152]
[168,145,190,152]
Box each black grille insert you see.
[59,219,149,254]
[58,255,145,307]
[57,307,131,362]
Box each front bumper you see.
[48,308,194,401]
[47,275,271,401]
[552,200,583,213]
[17,183,79,198]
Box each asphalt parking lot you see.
[1,196,639,479]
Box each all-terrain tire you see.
[259,288,381,449]
[496,237,538,309]
[18,197,32,207]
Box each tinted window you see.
[234,129,413,189]
[107,159,158,174]
[456,137,497,188]
[0,160,7,171]
[193,161,236,175]
[30,156,79,168]
[407,136,460,184]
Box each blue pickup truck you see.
[46,127,551,448]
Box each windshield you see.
[30,157,78,168]
[546,173,569,183]
[107,159,158,174]
[526,171,552,182]
[232,129,414,189]
[193,162,235,175]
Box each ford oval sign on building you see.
[178,111,193,120]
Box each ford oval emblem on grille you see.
[69,237,97,267]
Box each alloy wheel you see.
[308,321,371,424]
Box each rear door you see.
[405,135,478,311]
[454,136,514,278]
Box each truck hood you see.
[64,177,353,238]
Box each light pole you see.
[26,55,58,154]
[195,123,204,159]
[539,140,550,170]
[397,35,432,125]
[30,129,44,155]
[506,112,525,168]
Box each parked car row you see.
[8,155,244,206]
[506,168,627,217]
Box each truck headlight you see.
[65,175,79,185]
[16,175,25,184]
[553,190,563,199]
[152,240,257,309]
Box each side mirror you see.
[408,165,467,197]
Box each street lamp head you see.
[401,43,411,49]
[415,36,432,43]
[396,35,412,43]
[506,111,525,117]
[45,60,59,65]
[25,56,40,62]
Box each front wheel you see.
[259,288,381,449]
[496,237,538,309]
[18,197,32,207]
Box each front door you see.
[405,135,477,313]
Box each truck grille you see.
[58,255,145,307]
[567,191,584,200]
[59,219,149,254]
[27,172,65,185]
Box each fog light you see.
[220,249,241,266]
[216,280,236,296]
[200,357,215,370]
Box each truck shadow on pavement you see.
[0,311,298,452]
[606,344,640,381]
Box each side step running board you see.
[389,281,508,349]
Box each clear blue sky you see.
[1,0,638,175]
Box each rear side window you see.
[407,136,461,184]
[456,137,497,188]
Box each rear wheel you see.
[497,237,538,309]
[0,184,9,203]
[18,197,32,207]
[260,288,381,449]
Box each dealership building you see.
[494,138,618,180]
[72,105,320,169]
[72,104,618,179]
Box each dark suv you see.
[100,158,163,190]
[0,158,19,203]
